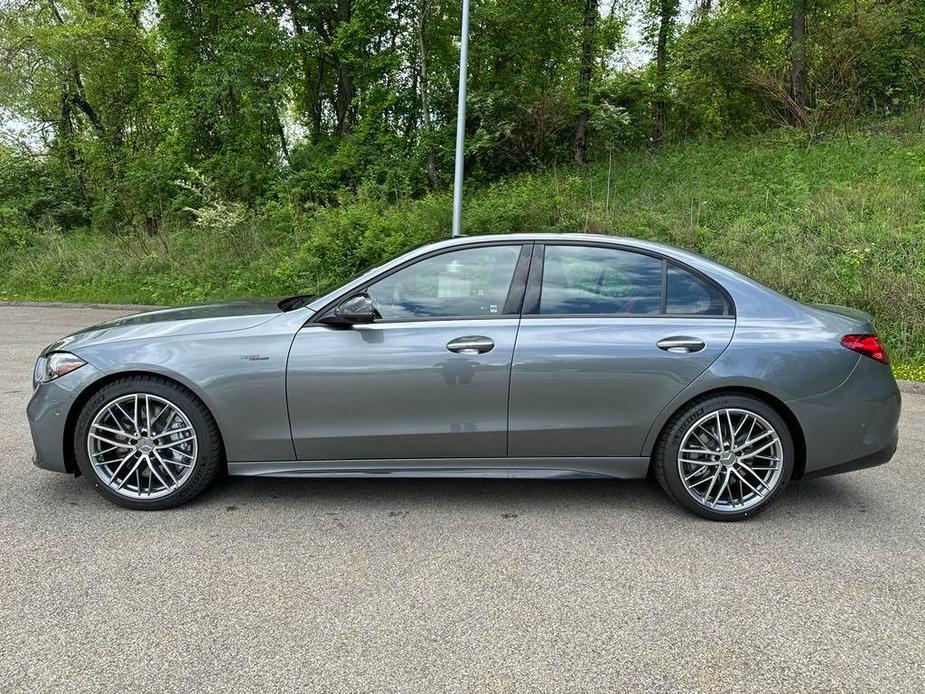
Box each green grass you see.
[2,126,925,376]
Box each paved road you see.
[1,305,923,693]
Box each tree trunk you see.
[334,0,355,137]
[417,0,438,187]
[289,6,325,142]
[651,1,674,147]
[788,0,808,126]
[695,0,712,21]
[573,0,597,165]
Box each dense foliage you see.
[3,126,925,364]
[1,0,923,231]
[1,1,925,370]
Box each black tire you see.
[74,375,223,510]
[653,393,794,521]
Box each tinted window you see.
[666,264,728,315]
[367,245,521,320]
[539,246,663,315]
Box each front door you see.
[508,243,736,458]
[287,243,530,461]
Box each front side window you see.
[367,245,521,320]
[539,245,663,315]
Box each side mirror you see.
[321,293,379,326]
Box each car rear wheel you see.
[654,394,794,521]
[74,375,223,510]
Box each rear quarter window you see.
[666,264,729,316]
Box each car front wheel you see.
[74,375,223,510]
[654,394,794,521]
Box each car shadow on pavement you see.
[28,466,879,520]
[190,472,879,520]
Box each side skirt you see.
[227,457,650,480]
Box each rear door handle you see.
[447,336,495,354]
[657,336,706,353]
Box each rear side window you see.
[666,264,729,316]
[539,245,663,315]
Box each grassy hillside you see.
[2,127,924,375]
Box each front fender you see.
[67,316,301,463]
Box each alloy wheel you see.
[86,393,198,499]
[677,408,783,512]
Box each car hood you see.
[42,298,285,355]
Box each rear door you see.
[508,242,735,457]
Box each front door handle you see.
[447,336,495,354]
[657,336,706,353]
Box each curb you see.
[0,300,164,312]
[896,379,925,395]
[3,301,925,394]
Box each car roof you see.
[429,232,659,247]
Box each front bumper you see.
[788,356,901,478]
[27,363,101,473]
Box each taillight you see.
[841,334,889,364]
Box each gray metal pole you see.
[451,0,471,238]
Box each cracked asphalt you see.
[1,304,923,693]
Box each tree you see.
[416,0,439,187]
[788,0,808,125]
[574,0,598,164]
[649,0,680,146]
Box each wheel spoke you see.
[153,426,192,440]
[113,456,143,491]
[686,469,716,485]
[145,456,171,491]
[679,458,720,467]
[96,449,134,470]
[732,468,765,498]
[701,466,723,501]
[680,448,717,457]
[731,412,748,440]
[89,432,133,449]
[711,469,732,508]
[92,423,133,439]
[156,435,195,449]
[153,450,181,485]
[734,429,772,453]
[738,439,779,460]
[738,463,771,488]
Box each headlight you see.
[34,352,86,387]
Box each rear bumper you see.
[802,427,897,479]
[27,363,100,474]
[788,356,900,478]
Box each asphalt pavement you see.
[1,304,923,693]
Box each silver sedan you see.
[27,234,900,520]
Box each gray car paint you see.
[509,317,735,457]
[288,319,520,460]
[27,233,900,481]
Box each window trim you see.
[309,241,533,325]
[523,241,735,319]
